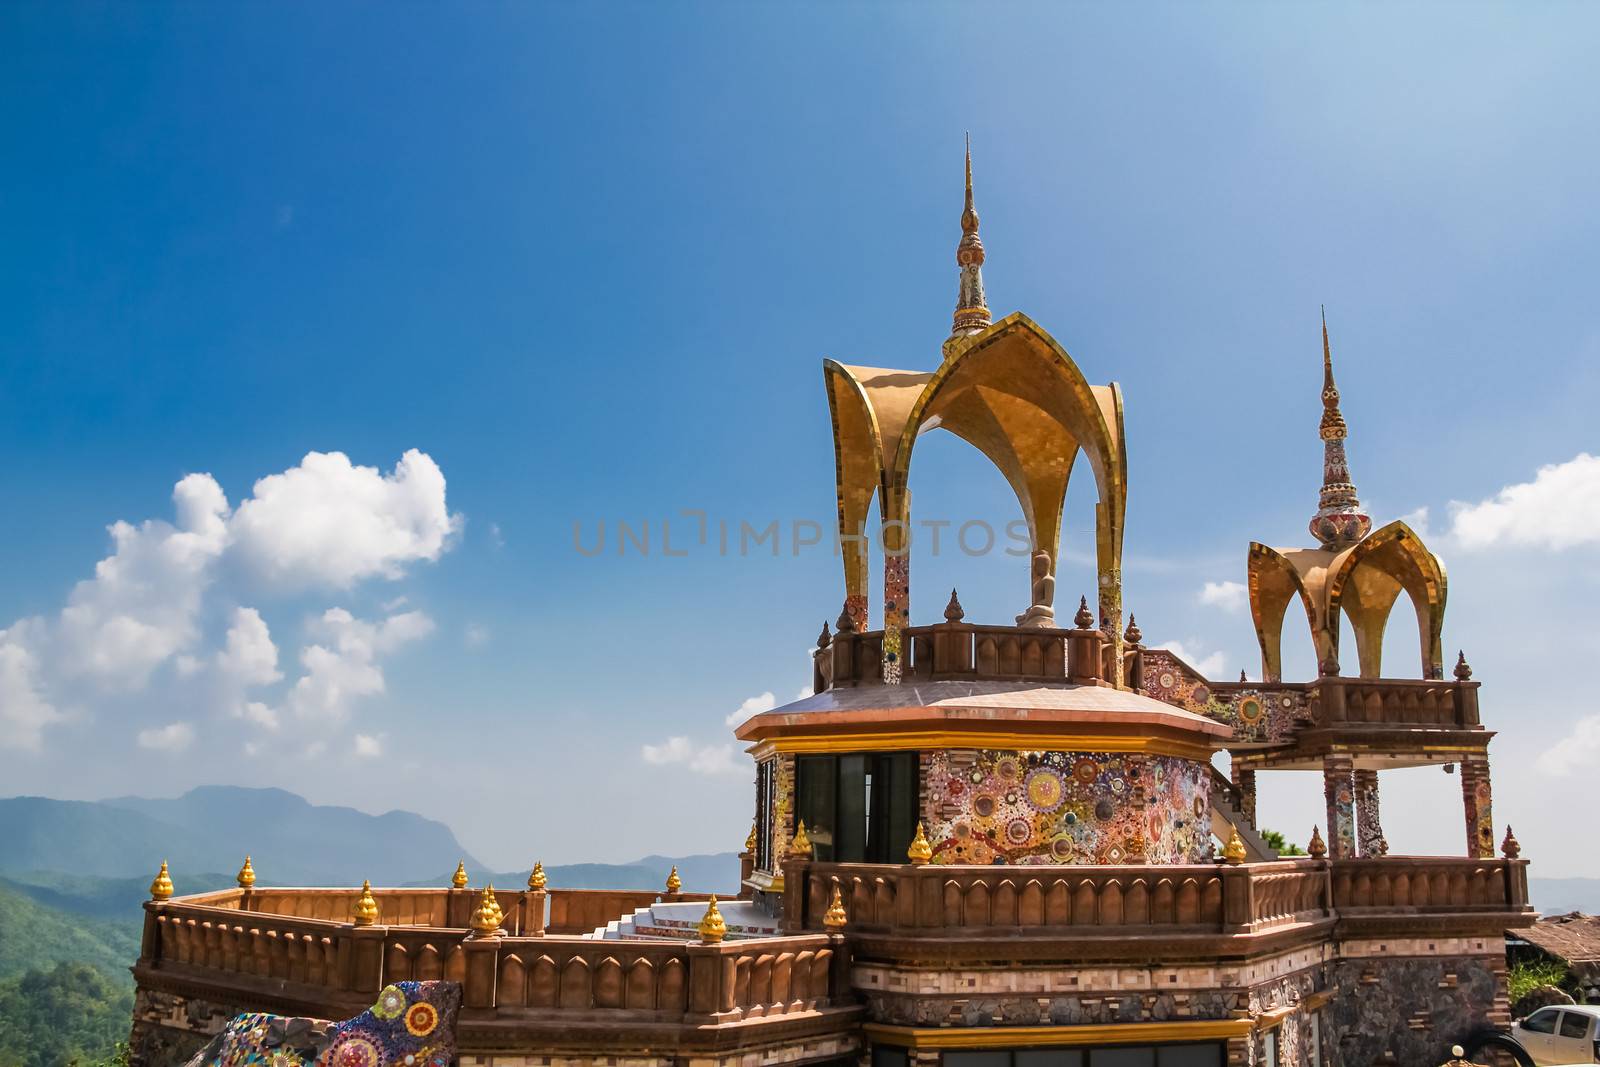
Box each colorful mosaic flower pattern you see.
[1140,649,1306,743]
[926,749,1212,864]
[182,981,459,1067]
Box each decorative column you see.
[880,485,910,685]
[1321,755,1356,860]
[1231,766,1258,831]
[1354,769,1387,857]
[1460,756,1496,859]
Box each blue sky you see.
[3,4,1599,876]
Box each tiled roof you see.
[1521,913,1600,964]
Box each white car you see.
[1512,1004,1600,1064]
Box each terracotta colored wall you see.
[923,749,1212,864]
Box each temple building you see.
[128,150,1533,1067]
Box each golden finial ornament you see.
[1223,827,1248,865]
[1074,596,1094,630]
[1501,826,1522,860]
[697,895,726,944]
[665,865,682,893]
[823,883,848,929]
[352,880,379,926]
[1454,651,1473,682]
[907,823,933,865]
[527,861,546,891]
[1308,307,1372,548]
[451,861,468,889]
[469,884,503,936]
[944,133,992,356]
[149,860,174,902]
[743,821,757,853]
[790,820,813,858]
[1308,825,1328,859]
[944,588,965,623]
[1122,614,1141,646]
[236,856,256,890]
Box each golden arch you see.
[822,313,1127,654]
[1246,521,1448,682]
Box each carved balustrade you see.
[815,622,1108,691]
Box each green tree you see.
[1260,829,1307,856]
[0,962,133,1067]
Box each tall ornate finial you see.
[1308,825,1328,859]
[835,602,857,635]
[744,821,757,853]
[943,135,992,360]
[1123,614,1142,646]
[236,856,256,890]
[817,621,831,649]
[1309,307,1371,549]
[1240,669,1248,683]
[697,895,726,943]
[790,820,813,858]
[451,861,469,889]
[1073,595,1094,630]
[1501,825,1521,860]
[149,860,174,902]
[665,865,682,893]
[1223,826,1248,865]
[907,822,933,865]
[469,884,503,937]
[823,883,849,929]
[1454,651,1473,681]
[944,588,965,623]
[352,880,379,926]
[527,861,546,891]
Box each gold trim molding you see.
[754,731,1216,763]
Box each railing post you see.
[827,931,849,1005]
[1506,859,1529,910]
[782,856,811,932]
[685,942,738,1022]
[343,925,386,996]
[1221,864,1254,931]
[1455,680,1481,726]
[460,934,500,1010]
[831,630,858,688]
[138,902,163,967]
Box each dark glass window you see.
[1017,1053,1084,1067]
[945,1054,1010,1067]
[937,1043,1218,1067]
[1560,1011,1591,1039]
[755,760,775,871]
[871,1049,909,1067]
[1157,1045,1221,1067]
[1525,1009,1560,1034]
[796,752,919,863]
[1091,1050,1155,1067]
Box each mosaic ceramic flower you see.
[945,778,965,797]
[996,756,1021,781]
[1050,836,1074,860]
[327,1033,381,1067]
[403,1002,438,1038]
[1073,758,1099,784]
[1005,818,1032,845]
[373,986,406,1021]
[973,794,996,818]
[1024,768,1065,812]
[1094,798,1115,822]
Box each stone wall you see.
[129,987,246,1067]
[1325,944,1506,1066]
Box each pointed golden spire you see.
[790,820,813,858]
[352,880,379,926]
[665,865,682,893]
[907,822,933,865]
[451,860,469,889]
[149,860,174,902]
[236,856,256,890]
[697,895,726,943]
[944,134,992,359]
[823,883,849,929]
[1308,825,1327,859]
[527,861,546,891]
[1223,826,1248,865]
[1308,306,1371,548]
[744,821,757,853]
[469,884,503,937]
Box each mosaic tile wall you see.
[924,749,1213,865]
[1141,649,1307,744]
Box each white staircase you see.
[585,899,782,941]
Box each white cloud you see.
[216,607,282,687]
[1536,715,1600,777]
[137,721,195,752]
[641,736,746,776]
[1197,580,1248,613]
[286,608,434,725]
[0,627,61,751]
[353,733,384,759]
[1158,638,1229,679]
[489,523,505,549]
[0,449,458,752]
[1449,453,1600,551]
[230,449,460,589]
[464,623,490,648]
[725,691,777,727]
